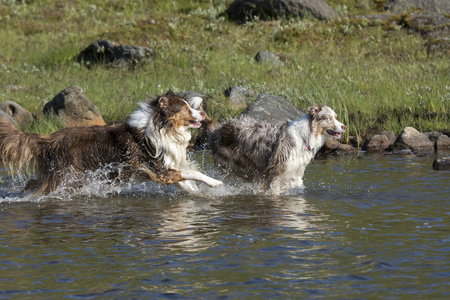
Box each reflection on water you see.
[150,195,328,251]
[0,155,449,298]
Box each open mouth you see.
[326,129,341,139]
[189,121,202,128]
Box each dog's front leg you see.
[177,180,199,193]
[180,170,223,187]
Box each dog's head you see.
[186,96,217,150]
[128,90,206,131]
[154,91,206,129]
[307,105,346,139]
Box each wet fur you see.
[205,105,346,194]
[0,91,222,196]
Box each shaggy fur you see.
[0,91,222,196]
[204,105,346,194]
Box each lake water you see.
[0,154,449,299]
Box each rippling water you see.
[1,154,449,299]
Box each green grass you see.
[0,0,448,138]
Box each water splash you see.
[0,158,307,202]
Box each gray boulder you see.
[43,86,106,127]
[425,131,450,154]
[433,157,450,170]
[362,131,396,153]
[386,0,450,14]
[436,134,450,152]
[78,40,155,68]
[255,51,283,66]
[0,101,33,130]
[224,86,255,107]
[390,127,434,153]
[240,93,305,123]
[381,131,397,144]
[226,0,339,22]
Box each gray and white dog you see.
[189,101,346,195]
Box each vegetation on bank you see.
[0,0,448,140]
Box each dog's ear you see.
[188,97,203,110]
[158,96,170,109]
[165,90,176,98]
[307,105,322,116]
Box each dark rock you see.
[390,127,434,154]
[255,51,283,66]
[433,157,450,170]
[386,0,450,14]
[226,0,339,22]
[78,40,155,68]
[318,137,358,156]
[0,101,33,129]
[330,143,359,156]
[240,93,305,123]
[43,86,106,127]
[348,135,364,149]
[436,134,450,151]
[425,132,450,154]
[362,131,396,153]
[425,131,443,143]
[224,86,255,107]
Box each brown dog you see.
[0,91,222,196]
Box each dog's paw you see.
[178,180,199,193]
[207,178,223,187]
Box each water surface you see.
[1,155,449,299]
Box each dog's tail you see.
[0,117,41,173]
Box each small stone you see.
[224,86,254,107]
[433,157,450,170]
[255,51,283,66]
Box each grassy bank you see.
[0,0,448,139]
